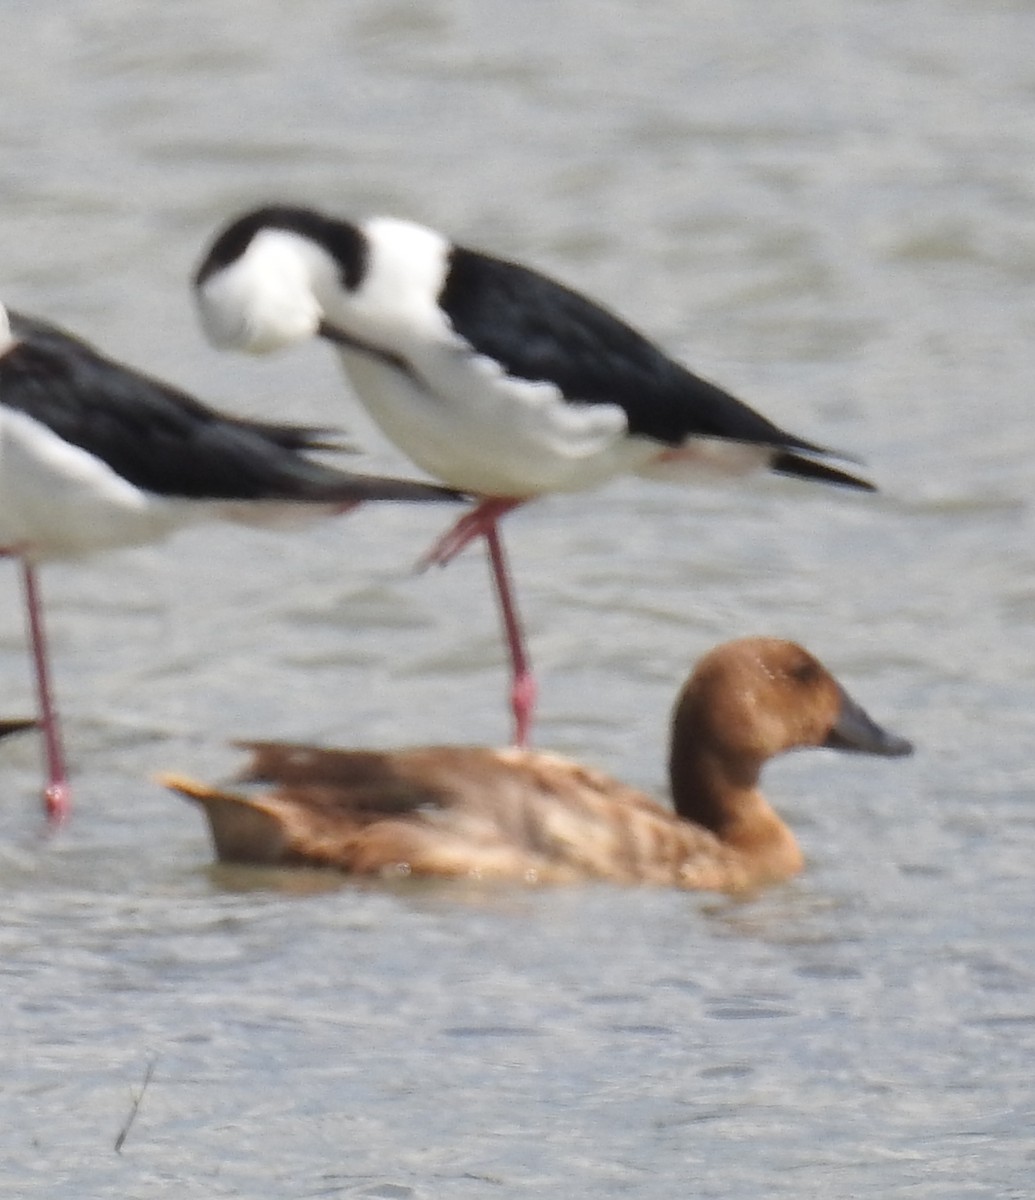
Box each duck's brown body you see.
[167,744,797,890]
[164,639,912,893]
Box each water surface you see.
[2,1,1035,1194]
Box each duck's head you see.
[194,205,367,355]
[671,637,913,788]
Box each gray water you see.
[1,0,1034,1194]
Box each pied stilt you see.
[0,304,461,823]
[194,205,875,747]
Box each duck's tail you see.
[159,772,289,865]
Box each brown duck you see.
[162,638,912,892]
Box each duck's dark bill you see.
[824,687,914,758]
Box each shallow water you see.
[2,0,1035,1194]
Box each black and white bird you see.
[194,205,875,747]
[0,303,461,824]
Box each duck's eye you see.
[788,659,820,686]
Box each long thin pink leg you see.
[484,523,536,748]
[417,498,536,746]
[417,497,524,570]
[21,563,71,825]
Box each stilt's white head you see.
[194,207,364,355]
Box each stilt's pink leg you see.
[417,498,524,570]
[484,523,536,748]
[417,498,536,745]
[21,563,71,825]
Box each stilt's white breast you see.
[0,408,330,560]
[0,306,15,357]
[0,408,194,558]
